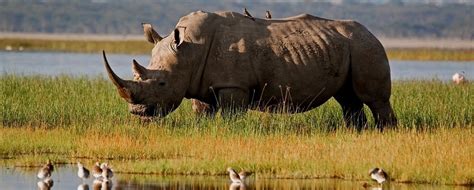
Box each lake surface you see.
[0,165,469,190]
[1,51,473,81]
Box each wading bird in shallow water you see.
[452,72,467,84]
[37,160,54,179]
[101,162,114,181]
[369,168,388,188]
[265,10,272,19]
[227,167,253,184]
[77,161,90,181]
[92,162,103,179]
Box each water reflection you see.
[92,179,112,190]
[37,178,54,190]
[77,183,89,190]
[0,165,471,190]
[229,182,247,190]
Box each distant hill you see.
[0,1,472,39]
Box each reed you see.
[0,75,473,185]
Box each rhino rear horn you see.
[132,59,148,80]
[102,50,133,102]
[142,23,162,44]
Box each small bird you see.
[243,8,255,21]
[265,10,272,19]
[227,167,252,184]
[192,99,211,115]
[452,72,466,84]
[369,168,388,186]
[37,178,54,190]
[92,162,103,179]
[238,170,253,181]
[37,160,54,179]
[101,163,114,180]
[227,167,242,183]
[77,161,90,180]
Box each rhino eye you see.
[159,81,166,86]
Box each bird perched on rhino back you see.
[265,10,272,19]
[243,8,255,21]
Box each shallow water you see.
[0,51,472,81]
[0,165,469,190]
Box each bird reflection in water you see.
[77,183,89,190]
[37,177,54,190]
[92,179,113,190]
[229,182,247,190]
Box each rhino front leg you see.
[216,88,249,118]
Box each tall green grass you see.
[1,75,472,129]
[1,75,473,185]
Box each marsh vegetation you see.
[1,75,472,185]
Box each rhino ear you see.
[173,27,186,49]
[132,59,148,80]
[142,23,162,44]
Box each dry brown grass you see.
[1,126,472,185]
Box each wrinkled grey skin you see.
[103,11,397,130]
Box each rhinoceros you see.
[102,10,397,130]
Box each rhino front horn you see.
[102,50,133,102]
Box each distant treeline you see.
[0,0,472,39]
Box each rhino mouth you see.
[129,104,160,118]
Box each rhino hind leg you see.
[366,100,397,131]
[334,81,368,131]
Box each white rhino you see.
[102,10,397,130]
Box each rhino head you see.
[102,24,189,120]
